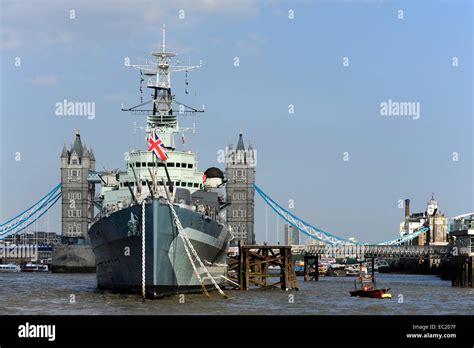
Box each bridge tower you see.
[60,130,95,243]
[426,194,448,245]
[226,131,256,246]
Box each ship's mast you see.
[126,24,202,148]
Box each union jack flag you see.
[148,128,168,161]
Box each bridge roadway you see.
[292,244,454,258]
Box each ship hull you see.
[88,199,230,298]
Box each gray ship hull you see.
[88,199,230,298]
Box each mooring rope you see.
[161,179,226,298]
[177,225,210,298]
[170,202,226,298]
[141,200,146,301]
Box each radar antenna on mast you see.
[162,23,166,53]
[121,24,204,133]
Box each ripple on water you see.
[0,273,473,315]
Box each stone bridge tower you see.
[226,131,256,246]
[60,130,95,243]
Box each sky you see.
[0,0,472,244]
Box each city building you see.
[399,195,448,246]
[60,130,96,243]
[284,224,300,246]
[449,213,474,256]
[2,231,59,245]
[226,131,256,246]
[449,213,474,287]
[399,198,427,245]
[305,237,325,246]
[0,231,58,265]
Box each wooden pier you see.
[227,242,298,291]
[451,256,473,287]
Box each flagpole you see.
[163,162,173,195]
[154,153,157,196]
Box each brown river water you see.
[0,272,473,315]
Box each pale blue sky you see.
[0,0,472,244]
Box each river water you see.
[1,273,473,315]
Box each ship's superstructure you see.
[88,26,231,298]
[98,26,205,212]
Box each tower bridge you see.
[0,181,445,254]
[2,171,472,287]
[0,125,442,258]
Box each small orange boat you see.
[349,259,392,299]
[350,276,391,299]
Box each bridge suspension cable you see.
[254,184,358,246]
[376,226,429,246]
[254,184,428,246]
[0,184,62,240]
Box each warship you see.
[88,26,232,298]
